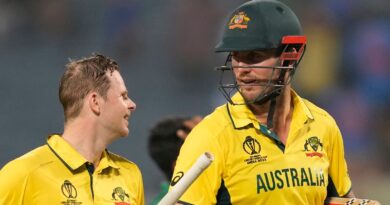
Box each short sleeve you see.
[327,122,352,196]
[170,119,225,204]
[0,160,28,205]
[136,167,145,205]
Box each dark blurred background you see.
[0,0,389,203]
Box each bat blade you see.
[325,197,381,205]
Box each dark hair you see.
[59,54,119,122]
[148,117,187,180]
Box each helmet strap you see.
[267,97,277,129]
[264,67,287,129]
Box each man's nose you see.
[128,99,136,111]
[235,61,252,73]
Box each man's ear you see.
[89,92,101,115]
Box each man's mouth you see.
[238,78,280,86]
[239,78,257,86]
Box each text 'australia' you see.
[256,167,325,193]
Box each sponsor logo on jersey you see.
[243,136,267,164]
[112,187,130,205]
[171,171,184,186]
[304,136,324,157]
[256,167,325,194]
[61,180,82,205]
[228,11,251,29]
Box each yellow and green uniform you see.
[171,91,351,205]
[0,134,144,205]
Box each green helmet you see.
[215,0,303,52]
[215,0,307,129]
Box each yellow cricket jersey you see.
[0,134,144,205]
[171,91,352,205]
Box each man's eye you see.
[235,53,263,63]
[122,94,128,100]
[252,53,266,61]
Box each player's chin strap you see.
[265,35,305,129]
[262,68,286,129]
[267,97,277,129]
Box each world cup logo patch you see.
[61,180,77,199]
[243,136,260,155]
[61,180,82,205]
[243,136,267,164]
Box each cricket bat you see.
[325,197,381,205]
[158,152,214,205]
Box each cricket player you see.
[0,54,144,205]
[171,0,355,204]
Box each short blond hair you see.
[59,54,119,122]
